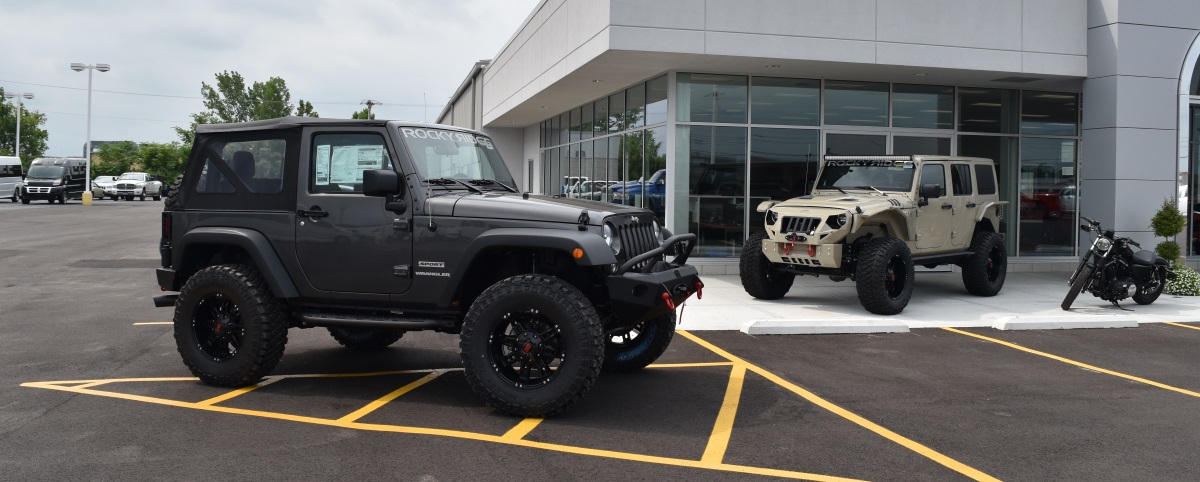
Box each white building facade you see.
[439,0,1200,267]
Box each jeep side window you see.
[920,164,946,197]
[951,164,972,196]
[195,137,287,194]
[975,164,997,195]
[310,133,392,193]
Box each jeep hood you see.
[771,191,914,216]
[425,192,647,225]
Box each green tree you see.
[0,87,50,166]
[139,142,189,180]
[351,107,375,119]
[1150,197,1187,263]
[175,71,319,147]
[92,141,140,177]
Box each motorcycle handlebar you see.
[1080,215,1097,225]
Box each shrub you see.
[1165,263,1200,296]
[1150,198,1186,263]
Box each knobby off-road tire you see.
[1060,265,1094,311]
[162,175,183,211]
[1132,268,1166,305]
[174,264,288,387]
[327,327,404,350]
[960,231,1007,296]
[603,312,675,373]
[740,231,795,300]
[855,237,915,315]
[460,274,604,417]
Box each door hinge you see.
[394,265,410,278]
[393,218,411,232]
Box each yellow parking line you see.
[679,330,999,482]
[1165,322,1200,332]
[196,377,282,406]
[701,363,746,464]
[501,417,544,441]
[132,322,173,326]
[337,370,444,423]
[647,362,734,369]
[22,379,862,482]
[943,327,1200,399]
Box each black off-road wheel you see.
[960,231,1007,296]
[603,313,675,373]
[1133,268,1167,305]
[327,327,404,350]
[173,264,288,387]
[460,274,604,417]
[855,238,915,315]
[163,175,183,211]
[740,231,795,300]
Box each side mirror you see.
[363,169,401,197]
[656,179,665,186]
[919,183,941,200]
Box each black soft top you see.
[195,117,486,135]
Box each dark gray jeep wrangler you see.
[154,117,702,417]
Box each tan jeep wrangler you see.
[740,155,1008,315]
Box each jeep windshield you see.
[26,165,64,180]
[814,158,915,192]
[400,127,515,190]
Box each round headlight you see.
[766,210,779,225]
[827,213,848,229]
[652,221,664,243]
[603,224,622,255]
[1095,237,1113,252]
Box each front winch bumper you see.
[606,233,703,326]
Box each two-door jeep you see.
[153,117,701,416]
[740,155,1008,315]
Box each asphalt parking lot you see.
[3,200,1200,481]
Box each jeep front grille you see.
[612,216,659,271]
[780,216,821,234]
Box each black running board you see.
[297,312,453,331]
[912,252,973,265]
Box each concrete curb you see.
[743,318,910,335]
[991,315,1139,330]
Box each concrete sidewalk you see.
[680,270,1200,332]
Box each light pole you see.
[3,91,34,159]
[361,99,381,118]
[71,62,110,205]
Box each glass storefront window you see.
[824,80,888,127]
[749,128,820,230]
[959,88,1019,134]
[591,138,609,202]
[558,113,569,146]
[826,133,886,155]
[580,104,593,140]
[609,91,625,132]
[644,126,668,221]
[594,99,609,135]
[550,116,560,146]
[1189,107,1200,254]
[686,125,748,257]
[549,147,562,195]
[892,84,954,129]
[626,83,646,129]
[569,108,582,144]
[646,76,668,126]
[608,135,623,205]
[751,77,819,126]
[677,73,748,124]
[623,131,645,207]
[893,136,951,156]
[1021,91,1079,136]
[1018,138,1076,255]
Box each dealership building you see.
[438,0,1200,270]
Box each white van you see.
[0,156,22,202]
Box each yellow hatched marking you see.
[701,363,747,464]
[646,362,734,369]
[196,377,282,406]
[132,322,173,326]
[944,327,1200,399]
[678,330,1000,482]
[501,417,545,441]
[1165,322,1200,332]
[337,370,445,423]
[20,379,862,482]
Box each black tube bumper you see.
[605,233,703,327]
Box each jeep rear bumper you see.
[605,234,703,327]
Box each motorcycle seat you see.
[1132,250,1168,266]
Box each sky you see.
[0,0,541,157]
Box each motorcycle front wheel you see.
[1061,265,1094,311]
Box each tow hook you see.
[695,281,704,299]
[661,292,675,310]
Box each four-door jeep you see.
[153,117,702,417]
[740,155,1008,315]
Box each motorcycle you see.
[1061,216,1171,310]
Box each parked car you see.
[0,156,22,202]
[611,169,666,216]
[109,172,164,201]
[91,175,117,200]
[21,157,87,204]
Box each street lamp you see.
[71,62,110,205]
[361,99,381,118]
[2,91,34,159]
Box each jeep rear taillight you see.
[161,211,171,240]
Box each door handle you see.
[298,207,329,218]
[966,202,977,208]
[942,203,953,210]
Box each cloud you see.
[0,0,539,156]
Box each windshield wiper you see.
[425,177,482,194]
[854,185,886,195]
[468,179,518,193]
[826,186,847,194]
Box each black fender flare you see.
[175,227,300,298]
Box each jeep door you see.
[948,163,976,247]
[915,163,952,250]
[295,128,413,294]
